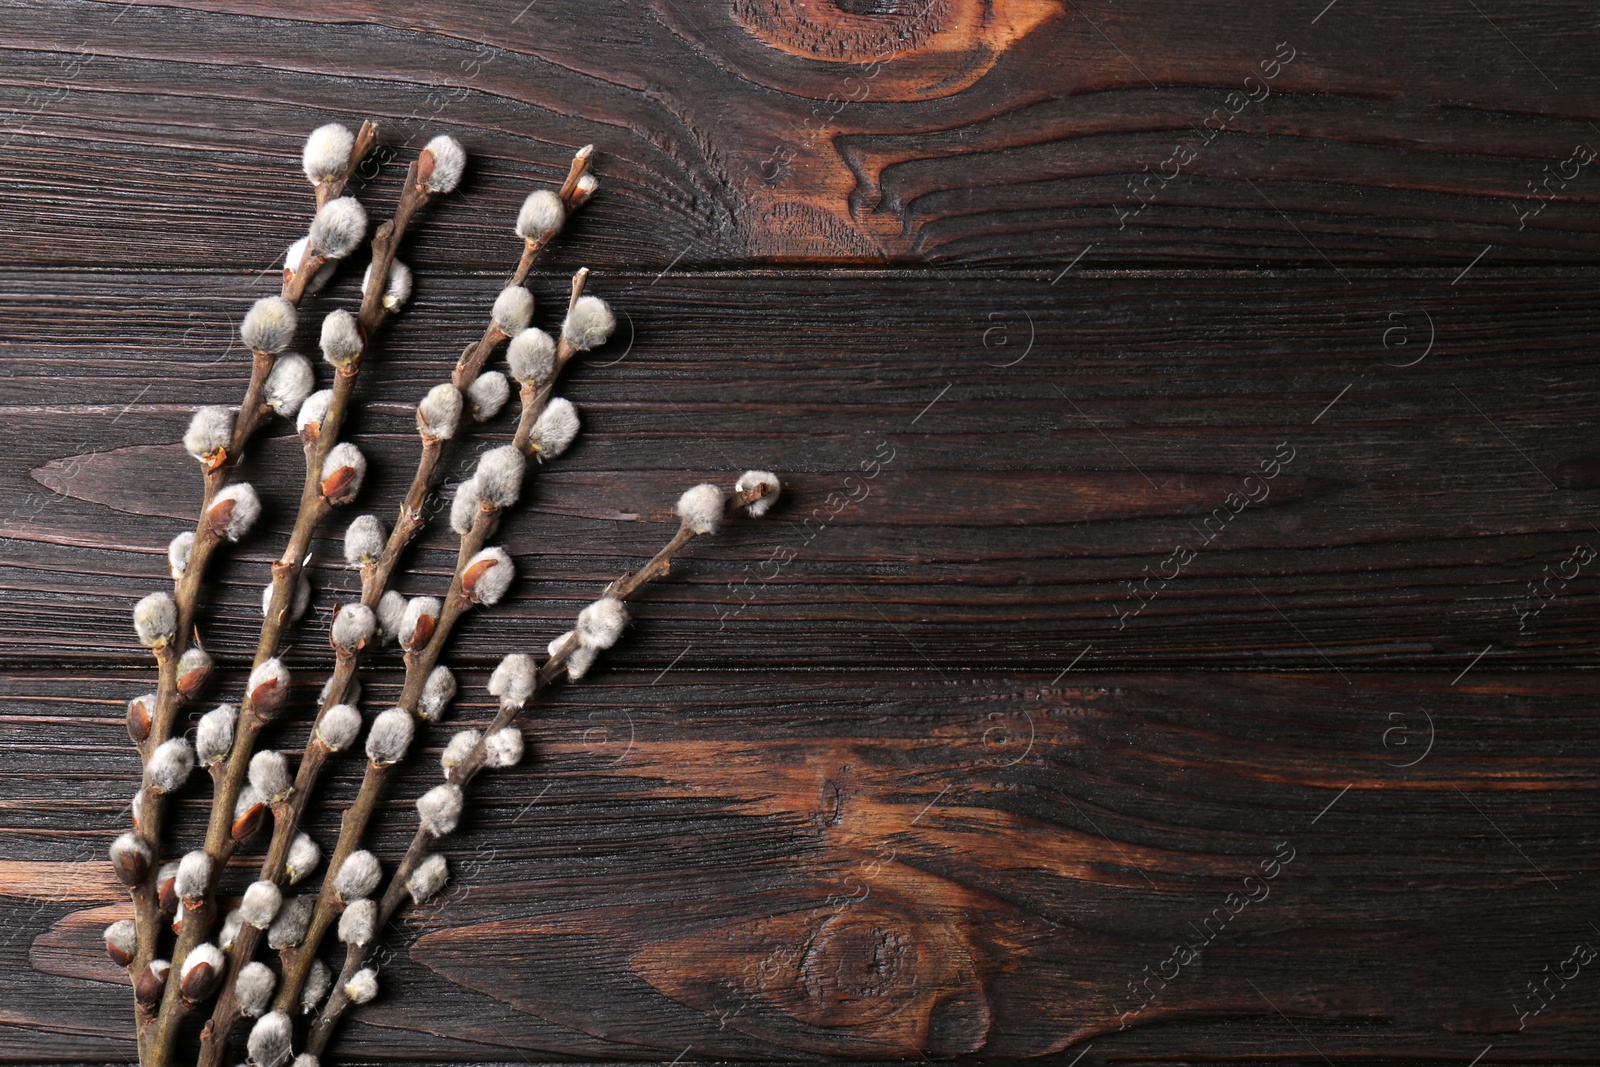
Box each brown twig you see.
[144,156,439,1067]
[305,482,773,1055]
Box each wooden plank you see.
[0,1,1597,267]
[3,669,1597,1061]
[1,269,1596,671]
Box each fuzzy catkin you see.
[488,653,537,706]
[365,707,414,766]
[735,469,782,516]
[286,832,321,884]
[167,531,194,579]
[464,546,514,605]
[286,236,336,294]
[485,726,524,768]
[261,574,311,624]
[247,1011,293,1067]
[441,729,479,774]
[418,665,457,722]
[146,737,195,793]
[407,853,450,903]
[302,123,355,184]
[400,596,440,648]
[302,960,332,1014]
[516,189,565,241]
[240,879,282,929]
[265,353,315,416]
[334,849,382,901]
[676,483,725,535]
[364,258,412,310]
[422,135,466,193]
[417,783,464,836]
[235,960,277,1017]
[320,308,363,366]
[248,749,292,802]
[468,370,510,421]
[241,297,297,354]
[174,849,213,901]
[331,602,377,651]
[531,397,580,458]
[449,476,482,535]
[184,406,235,461]
[297,389,333,435]
[343,513,385,565]
[418,382,463,440]
[309,197,367,259]
[133,591,178,648]
[577,597,629,650]
[320,441,367,504]
[507,327,556,386]
[195,704,237,765]
[491,286,535,335]
[562,294,616,350]
[268,897,313,949]
[344,967,379,1004]
[338,897,377,946]
[376,589,407,644]
[474,445,525,507]
[316,703,361,752]
[211,482,262,541]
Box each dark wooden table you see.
[2,1,1598,1063]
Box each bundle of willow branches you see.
[106,121,780,1067]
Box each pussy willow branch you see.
[145,157,442,1067]
[306,483,773,1054]
[273,266,596,1016]
[196,150,594,1067]
[124,125,380,1044]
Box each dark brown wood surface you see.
[1,1,1598,1064]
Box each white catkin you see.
[316,704,361,752]
[506,327,556,386]
[334,850,382,901]
[565,641,598,681]
[177,646,212,686]
[343,514,385,565]
[249,750,292,802]
[407,853,450,903]
[485,726,524,768]
[286,832,321,884]
[181,943,224,986]
[576,172,599,200]
[441,729,479,774]
[264,353,315,416]
[320,308,363,366]
[577,597,629,650]
[417,382,463,440]
[417,783,464,836]
[468,370,510,421]
[109,833,152,881]
[364,258,412,310]
[233,785,267,824]
[247,1011,293,1067]
[175,850,213,901]
[474,445,525,507]
[376,589,407,645]
[487,653,537,706]
[464,546,514,605]
[146,737,195,793]
[301,960,331,1014]
[248,659,291,712]
[320,442,367,503]
[515,189,565,240]
[218,909,243,951]
[291,1055,320,1067]
[400,596,440,648]
[676,483,726,535]
[449,476,482,535]
[338,897,377,946]
[561,294,616,350]
[297,389,333,435]
[211,482,262,541]
[184,406,235,461]
[268,897,313,949]
[302,123,355,184]
[285,236,335,294]
[331,602,376,651]
[235,960,277,1017]
[365,707,414,766]
[239,880,282,929]
[422,134,466,193]
[133,591,177,647]
[195,704,237,765]
[735,469,782,517]
[262,574,311,624]
[343,967,379,1004]
[104,918,137,961]
[308,196,367,259]
[167,531,194,580]
[418,665,456,722]
[240,297,297,354]
[530,397,580,459]
[491,286,535,335]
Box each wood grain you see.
[3,669,1598,1062]
[1,0,1597,1062]
[2,270,1597,672]
[0,0,1596,268]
